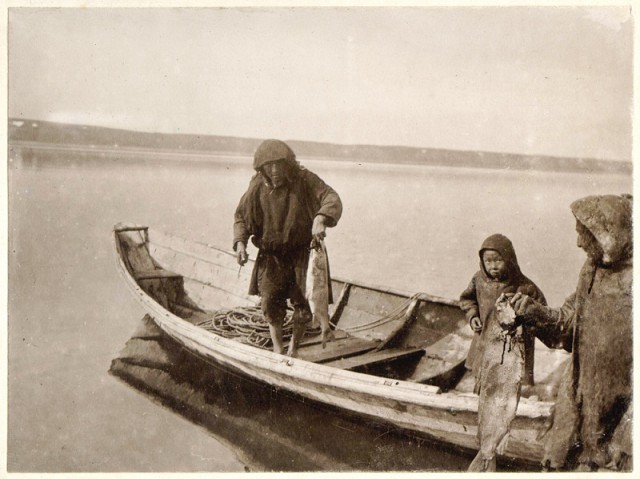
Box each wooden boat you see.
[113,223,566,466]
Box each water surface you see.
[8,153,631,471]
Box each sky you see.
[6,3,634,160]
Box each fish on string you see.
[306,238,335,348]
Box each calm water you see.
[8,153,631,471]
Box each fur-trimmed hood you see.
[570,194,632,265]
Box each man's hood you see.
[571,194,632,265]
[253,139,297,170]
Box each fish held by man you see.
[306,239,334,348]
[468,293,525,472]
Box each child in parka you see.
[459,233,547,394]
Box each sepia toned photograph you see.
[6,3,633,473]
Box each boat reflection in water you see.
[110,314,482,472]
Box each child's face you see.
[482,249,507,280]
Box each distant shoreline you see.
[9,141,631,179]
[8,119,632,175]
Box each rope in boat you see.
[196,293,420,348]
[196,306,320,350]
[340,293,419,333]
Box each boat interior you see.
[115,225,568,400]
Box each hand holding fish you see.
[235,241,249,266]
[507,292,543,317]
[306,238,335,348]
[312,214,328,242]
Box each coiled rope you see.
[196,293,419,349]
[197,306,316,350]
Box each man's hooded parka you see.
[536,194,632,471]
[233,139,342,299]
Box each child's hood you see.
[478,233,523,280]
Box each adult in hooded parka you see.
[233,139,342,357]
[510,194,632,472]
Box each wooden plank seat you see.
[298,328,350,347]
[296,334,380,364]
[134,269,183,281]
[322,347,425,371]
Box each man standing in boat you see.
[233,139,343,357]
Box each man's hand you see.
[236,242,249,266]
[312,215,327,242]
[508,292,541,316]
[470,316,483,332]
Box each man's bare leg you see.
[287,305,311,358]
[287,321,307,358]
[269,323,284,355]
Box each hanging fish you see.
[468,293,525,472]
[306,239,334,348]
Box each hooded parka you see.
[233,139,342,305]
[534,194,632,471]
[460,234,547,390]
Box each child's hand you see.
[470,316,483,332]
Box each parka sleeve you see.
[459,274,480,323]
[233,198,250,251]
[531,292,576,351]
[518,281,547,306]
[303,170,343,227]
[232,179,259,250]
